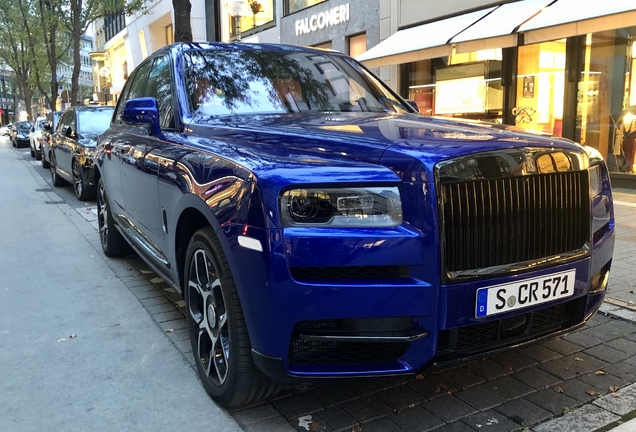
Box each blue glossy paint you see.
[94,42,615,380]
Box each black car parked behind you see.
[41,110,63,169]
[50,106,114,200]
[12,121,33,148]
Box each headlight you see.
[280,187,403,227]
[590,164,603,196]
[77,147,96,158]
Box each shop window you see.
[577,27,636,173]
[515,40,566,136]
[348,33,367,59]
[230,0,275,39]
[313,41,333,50]
[286,0,327,15]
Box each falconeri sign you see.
[294,4,350,36]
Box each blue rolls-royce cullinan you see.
[94,43,615,407]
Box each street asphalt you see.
[2,135,636,432]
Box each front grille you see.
[290,265,408,281]
[289,339,410,365]
[440,171,589,278]
[435,297,586,361]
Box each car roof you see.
[155,42,346,59]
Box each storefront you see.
[279,0,378,57]
[359,0,636,177]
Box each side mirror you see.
[30,127,35,133]
[407,100,420,113]
[65,126,74,138]
[43,124,51,132]
[121,97,162,137]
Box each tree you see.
[172,0,193,42]
[65,0,147,107]
[0,4,37,120]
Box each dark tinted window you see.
[78,109,115,136]
[56,111,73,132]
[115,60,152,121]
[181,49,409,116]
[146,55,175,129]
[16,122,32,132]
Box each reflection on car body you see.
[94,43,615,407]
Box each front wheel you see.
[73,159,94,201]
[30,146,35,158]
[185,227,277,407]
[50,152,67,187]
[41,151,50,169]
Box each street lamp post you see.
[99,66,111,106]
[228,0,246,41]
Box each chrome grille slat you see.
[441,171,589,277]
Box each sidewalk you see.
[0,139,242,430]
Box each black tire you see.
[41,151,50,169]
[30,147,35,158]
[50,152,67,187]
[184,227,278,407]
[72,159,95,201]
[97,178,129,257]
[12,139,16,147]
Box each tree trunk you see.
[70,0,83,106]
[172,0,193,42]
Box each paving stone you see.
[421,394,477,423]
[562,331,605,348]
[146,303,177,314]
[271,393,324,420]
[140,296,171,307]
[309,385,359,408]
[315,407,357,431]
[538,358,580,380]
[490,350,538,371]
[432,421,477,432]
[231,403,280,426]
[244,415,297,432]
[593,383,636,416]
[358,417,403,432]
[454,385,506,410]
[626,333,636,343]
[554,378,605,403]
[153,310,184,323]
[523,388,579,415]
[578,371,631,392]
[603,361,636,381]
[561,352,610,375]
[541,338,583,355]
[344,379,391,398]
[292,413,335,432]
[466,358,512,381]
[625,355,636,366]
[375,385,426,410]
[433,367,486,391]
[135,290,164,300]
[494,398,552,427]
[533,403,620,432]
[588,313,613,326]
[589,320,636,341]
[518,344,562,363]
[341,396,393,424]
[407,374,455,399]
[390,405,445,432]
[511,367,561,390]
[483,375,535,400]
[461,409,520,432]
[606,338,636,355]
[585,344,632,363]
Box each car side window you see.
[56,112,71,132]
[115,60,152,122]
[145,55,175,129]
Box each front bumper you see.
[220,217,614,382]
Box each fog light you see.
[590,267,610,294]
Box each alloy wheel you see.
[97,182,108,246]
[187,249,230,386]
[73,161,83,198]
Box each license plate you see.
[475,269,576,318]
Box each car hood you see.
[190,113,587,182]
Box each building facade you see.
[358,0,636,178]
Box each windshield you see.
[181,49,410,117]
[78,109,114,136]
[17,122,32,132]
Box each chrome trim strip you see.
[299,331,429,343]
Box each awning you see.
[519,0,636,44]
[356,8,496,68]
[450,0,552,53]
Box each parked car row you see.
[11,43,616,410]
